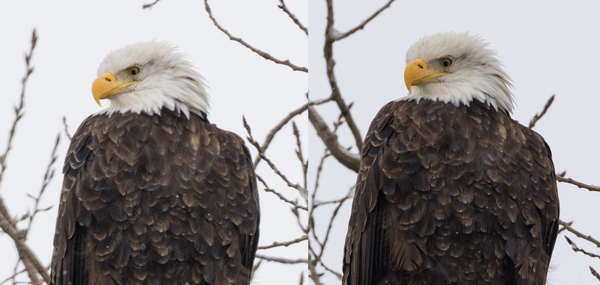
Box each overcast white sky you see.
[3,0,600,284]
[309,0,600,284]
[0,1,307,284]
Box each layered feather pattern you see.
[343,100,559,285]
[51,108,259,285]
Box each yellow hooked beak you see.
[91,73,136,106]
[404,58,450,94]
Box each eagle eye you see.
[128,66,140,76]
[439,57,453,68]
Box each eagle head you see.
[92,41,209,117]
[404,32,514,113]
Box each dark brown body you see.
[343,99,559,285]
[50,108,259,285]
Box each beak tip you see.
[405,82,412,94]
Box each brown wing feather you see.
[50,109,259,285]
[343,100,559,285]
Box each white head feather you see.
[403,32,514,113]
[96,41,209,117]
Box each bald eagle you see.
[50,41,260,285]
[343,32,559,284]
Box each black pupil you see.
[131,68,137,75]
[443,60,450,67]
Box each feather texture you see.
[50,108,259,285]
[343,99,559,285]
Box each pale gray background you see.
[309,1,600,284]
[0,1,307,284]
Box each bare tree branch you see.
[244,117,308,199]
[559,219,600,248]
[564,236,600,259]
[558,220,572,234]
[0,268,26,285]
[311,113,346,203]
[204,0,307,72]
[308,96,333,106]
[62,116,72,140]
[291,205,308,234]
[528,95,555,129]
[142,0,161,9]
[254,102,308,167]
[23,133,59,238]
[251,259,262,277]
[557,175,600,192]
[308,106,360,172]
[311,149,331,205]
[278,0,307,35]
[292,122,308,189]
[0,212,49,284]
[323,16,362,151]
[0,29,37,209]
[590,267,600,282]
[258,235,307,250]
[307,258,324,285]
[0,29,49,285]
[255,254,307,264]
[324,0,389,151]
[319,260,342,280]
[256,174,307,211]
[332,0,396,42]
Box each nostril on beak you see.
[417,64,424,69]
[105,77,112,82]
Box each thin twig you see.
[255,254,307,264]
[319,261,343,280]
[0,268,26,285]
[528,95,555,129]
[254,102,308,167]
[23,133,59,238]
[256,174,306,211]
[244,117,308,199]
[559,219,600,248]
[292,122,308,189]
[251,259,262,277]
[333,0,396,42]
[557,175,600,192]
[0,28,37,198]
[0,29,49,285]
[142,0,161,9]
[558,220,573,234]
[204,0,307,72]
[62,116,72,140]
[312,113,345,202]
[10,258,20,285]
[307,253,324,285]
[258,235,307,250]
[278,0,307,35]
[590,267,600,282]
[291,205,308,234]
[564,236,600,259]
[308,96,333,106]
[311,150,331,205]
[315,195,349,261]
